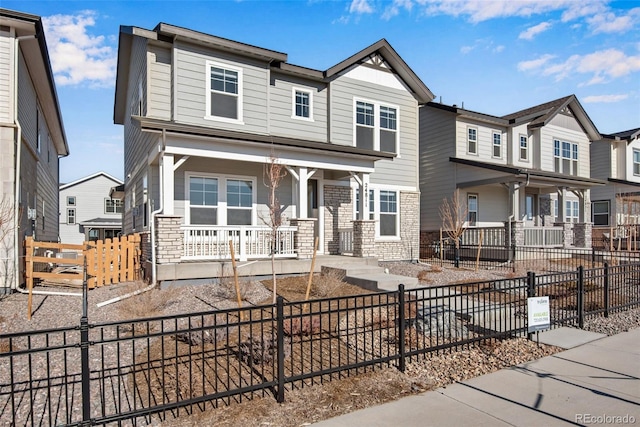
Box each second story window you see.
[634,149,640,175]
[467,128,477,154]
[519,135,528,161]
[67,196,76,206]
[293,88,312,120]
[105,199,124,214]
[354,99,398,154]
[355,101,375,150]
[492,131,502,158]
[554,139,578,176]
[206,62,242,122]
[67,208,76,225]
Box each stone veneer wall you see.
[375,191,420,261]
[573,222,592,248]
[289,218,316,259]
[323,185,354,255]
[155,215,183,264]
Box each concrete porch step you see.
[320,259,419,292]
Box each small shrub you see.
[283,316,321,337]
[238,334,290,365]
[417,270,430,282]
[175,315,234,346]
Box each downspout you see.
[96,130,166,307]
[13,35,35,292]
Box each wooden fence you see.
[24,234,141,319]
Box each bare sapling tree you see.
[439,189,469,268]
[0,197,19,292]
[263,152,287,304]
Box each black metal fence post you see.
[591,247,596,269]
[276,296,285,403]
[577,266,585,329]
[397,284,406,373]
[80,255,91,425]
[527,271,536,340]
[603,262,609,318]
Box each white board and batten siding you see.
[268,72,327,143]
[174,41,269,135]
[329,67,420,189]
[419,106,457,231]
[0,25,13,123]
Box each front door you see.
[525,194,536,226]
[308,179,320,242]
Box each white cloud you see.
[519,49,640,85]
[460,45,474,54]
[414,0,578,23]
[519,21,552,40]
[349,0,374,14]
[582,94,629,103]
[517,54,556,71]
[42,11,116,87]
[383,0,414,20]
[586,8,640,34]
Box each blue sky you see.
[4,0,639,183]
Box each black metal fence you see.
[423,243,640,273]
[1,263,639,426]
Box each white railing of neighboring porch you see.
[523,227,564,247]
[460,227,505,246]
[182,225,297,261]
[338,228,354,255]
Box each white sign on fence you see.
[527,296,550,333]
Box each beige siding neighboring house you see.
[590,128,640,246]
[0,9,69,292]
[420,95,604,252]
[59,172,124,245]
[113,23,433,284]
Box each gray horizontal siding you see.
[148,45,172,120]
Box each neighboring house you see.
[59,172,124,244]
[0,9,69,291]
[113,23,433,283]
[419,95,604,252]
[590,128,640,245]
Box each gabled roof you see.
[114,26,434,123]
[501,95,601,141]
[60,172,123,190]
[601,128,640,143]
[0,8,69,156]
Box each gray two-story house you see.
[113,23,433,284]
[0,9,69,292]
[419,95,605,254]
[590,128,640,247]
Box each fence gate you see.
[24,234,141,318]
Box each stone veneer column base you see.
[353,220,376,258]
[155,215,183,264]
[573,222,592,248]
[289,218,317,259]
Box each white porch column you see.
[298,167,308,219]
[577,190,586,223]
[508,182,520,220]
[162,153,174,215]
[558,187,566,222]
[357,173,370,220]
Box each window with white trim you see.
[105,198,123,214]
[565,200,579,223]
[189,176,218,225]
[467,127,477,154]
[592,201,610,226]
[519,135,528,161]
[492,131,502,158]
[354,99,398,154]
[554,139,579,176]
[67,208,75,225]
[206,62,242,122]
[67,196,76,206]
[226,179,253,225]
[467,194,478,226]
[379,190,397,237]
[633,149,640,175]
[292,88,312,120]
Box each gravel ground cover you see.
[0,263,638,426]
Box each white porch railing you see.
[182,225,297,261]
[338,228,354,255]
[523,227,564,247]
[460,227,505,246]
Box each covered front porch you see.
[451,157,606,248]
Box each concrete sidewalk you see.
[313,328,640,427]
